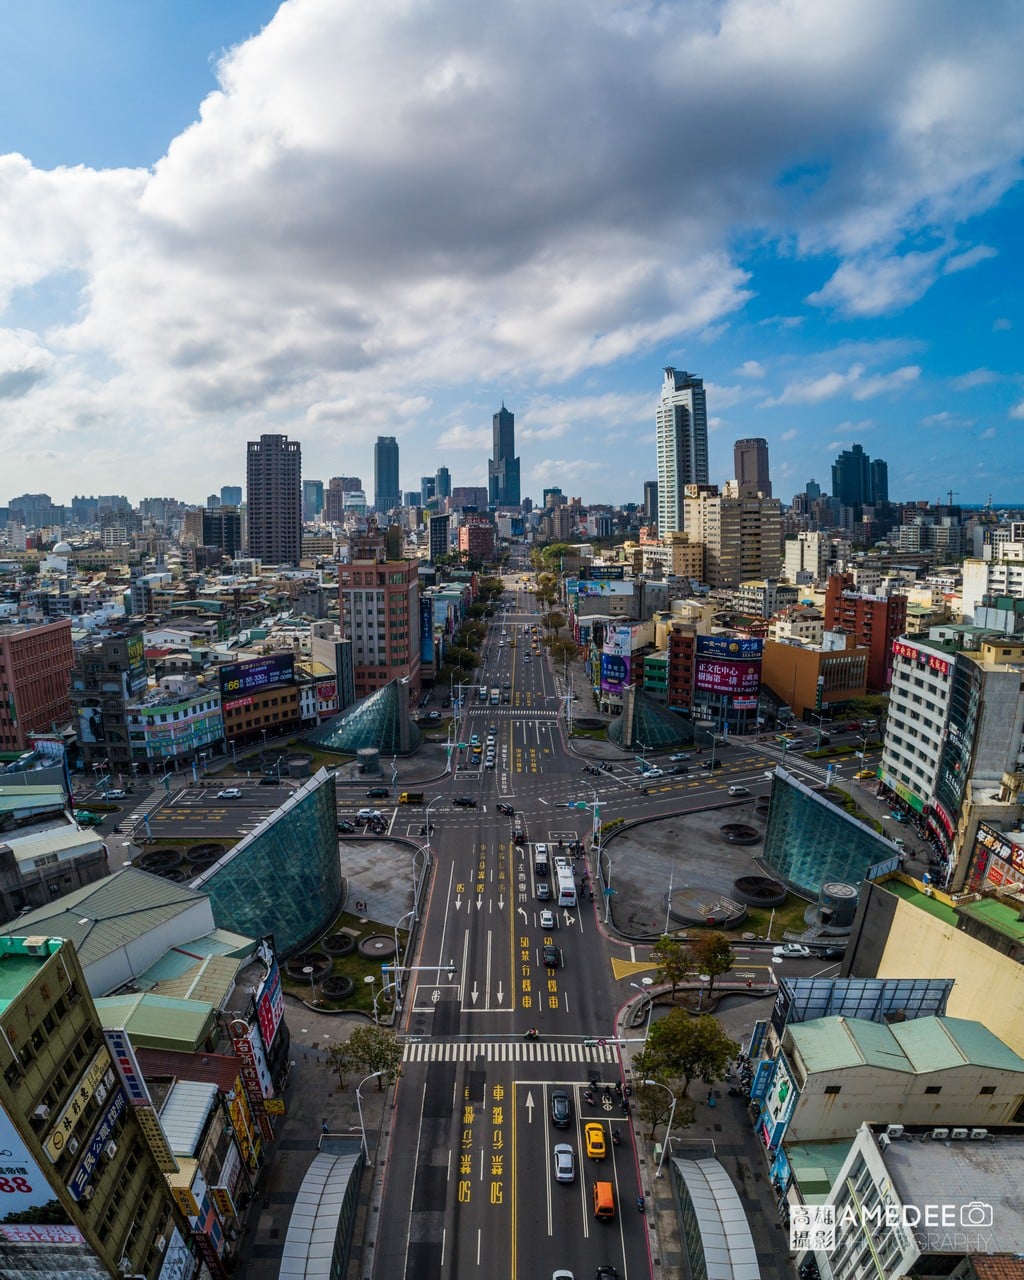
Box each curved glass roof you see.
[607,688,694,750]
[305,679,422,755]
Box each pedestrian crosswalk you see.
[402,1039,618,1064]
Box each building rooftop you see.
[957,896,1024,944]
[881,1131,1024,1254]
[0,936,64,1009]
[785,1139,854,1205]
[883,876,959,925]
[787,1016,1024,1076]
[0,867,208,969]
[94,992,216,1052]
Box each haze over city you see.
[1,0,1022,504]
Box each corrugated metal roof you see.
[150,954,241,1004]
[95,992,215,1052]
[136,1048,242,1091]
[160,1080,218,1157]
[894,1016,1024,1073]
[0,867,206,967]
[672,1157,760,1280]
[135,930,255,987]
[789,1016,909,1072]
[4,822,105,864]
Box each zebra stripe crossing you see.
[402,1040,618,1064]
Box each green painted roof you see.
[883,877,959,924]
[785,1140,854,1204]
[94,992,215,1052]
[789,1015,1024,1076]
[0,868,208,969]
[956,896,1024,942]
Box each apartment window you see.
[979,1085,997,1095]
[823,1084,842,1095]
[924,1085,941,1095]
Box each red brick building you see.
[339,536,421,700]
[0,619,75,751]
[823,574,907,692]
[667,624,696,713]
[458,518,495,561]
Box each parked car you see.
[553,1144,575,1183]
[584,1123,606,1160]
[550,1090,572,1127]
[337,820,355,833]
[773,944,811,958]
[453,796,477,807]
[217,788,242,799]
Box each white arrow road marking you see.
[525,1092,536,1121]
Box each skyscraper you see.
[831,443,888,509]
[435,465,451,504]
[421,475,436,505]
[246,433,302,564]
[733,437,771,497]
[488,404,521,507]
[643,480,658,523]
[303,479,324,522]
[220,484,242,507]
[870,459,889,505]
[656,368,708,536]
[374,436,401,513]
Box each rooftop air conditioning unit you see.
[31,1104,50,1122]
[885,1124,904,1139]
[878,1134,891,1150]
[969,1128,989,1140]
[930,1128,950,1140]
[950,1127,969,1140]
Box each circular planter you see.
[732,876,788,908]
[319,975,354,1000]
[187,845,226,870]
[137,849,184,873]
[357,934,397,960]
[322,933,356,957]
[285,951,331,979]
[719,823,761,846]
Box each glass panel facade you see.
[607,689,694,749]
[306,680,422,755]
[763,769,897,898]
[192,769,341,956]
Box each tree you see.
[342,1025,404,1089]
[542,610,567,633]
[651,936,690,998]
[635,1011,739,1097]
[686,931,734,997]
[635,1082,696,1141]
[327,1041,351,1087]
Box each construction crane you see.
[946,489,959,507]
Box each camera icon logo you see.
[961,1201,993,1228]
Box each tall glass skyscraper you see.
[374,436,401,513]
[832,443,888,509]
[488,405,521,507]
[656,368,708,536]
[435,465,451,503]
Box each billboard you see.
[218,654,294,697]
[695,636,763,661]
[420,598,434,663]
[583,565,625,580]
[694,658,761,695]
[600,653,630,692]
[255,960,285,1052]
[0,1110,60,1220]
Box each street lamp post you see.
[644,1079,677,1178]
[302,964,317,1004]
[363,974,379,1024]
[629,982,654,1043]
[392,909,417,1003]
[356,1070,385,1161]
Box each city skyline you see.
[0,2,1022,505]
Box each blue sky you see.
[0,0,1021,509]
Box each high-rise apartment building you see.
[70,628,150,771]
[0,935,191,1277]
[824,573,907,692]
[488,405,521,507]
[323,476,362,523]
[373,437,401,514]
[682,484,782,588]
[428,513,451,563]
[338,535,420,700]
[656,368,708,536]
[459,517,495,561]
[0,619,75,752]
[733,437,771,497]
[302,479,324,522]
[246,433,301,565]
[202,505,242,558]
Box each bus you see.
[490,688,501,704]
[555,857,576,907]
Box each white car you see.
[645,768,663,778]
[773,944,812,959]
[357,808,383,821]
[553,1144,575,1183]
[105,789,127,799]
[218,788,243,799]
[670,752,691,762]
[728,785,749,796]
[540,909,555,929]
